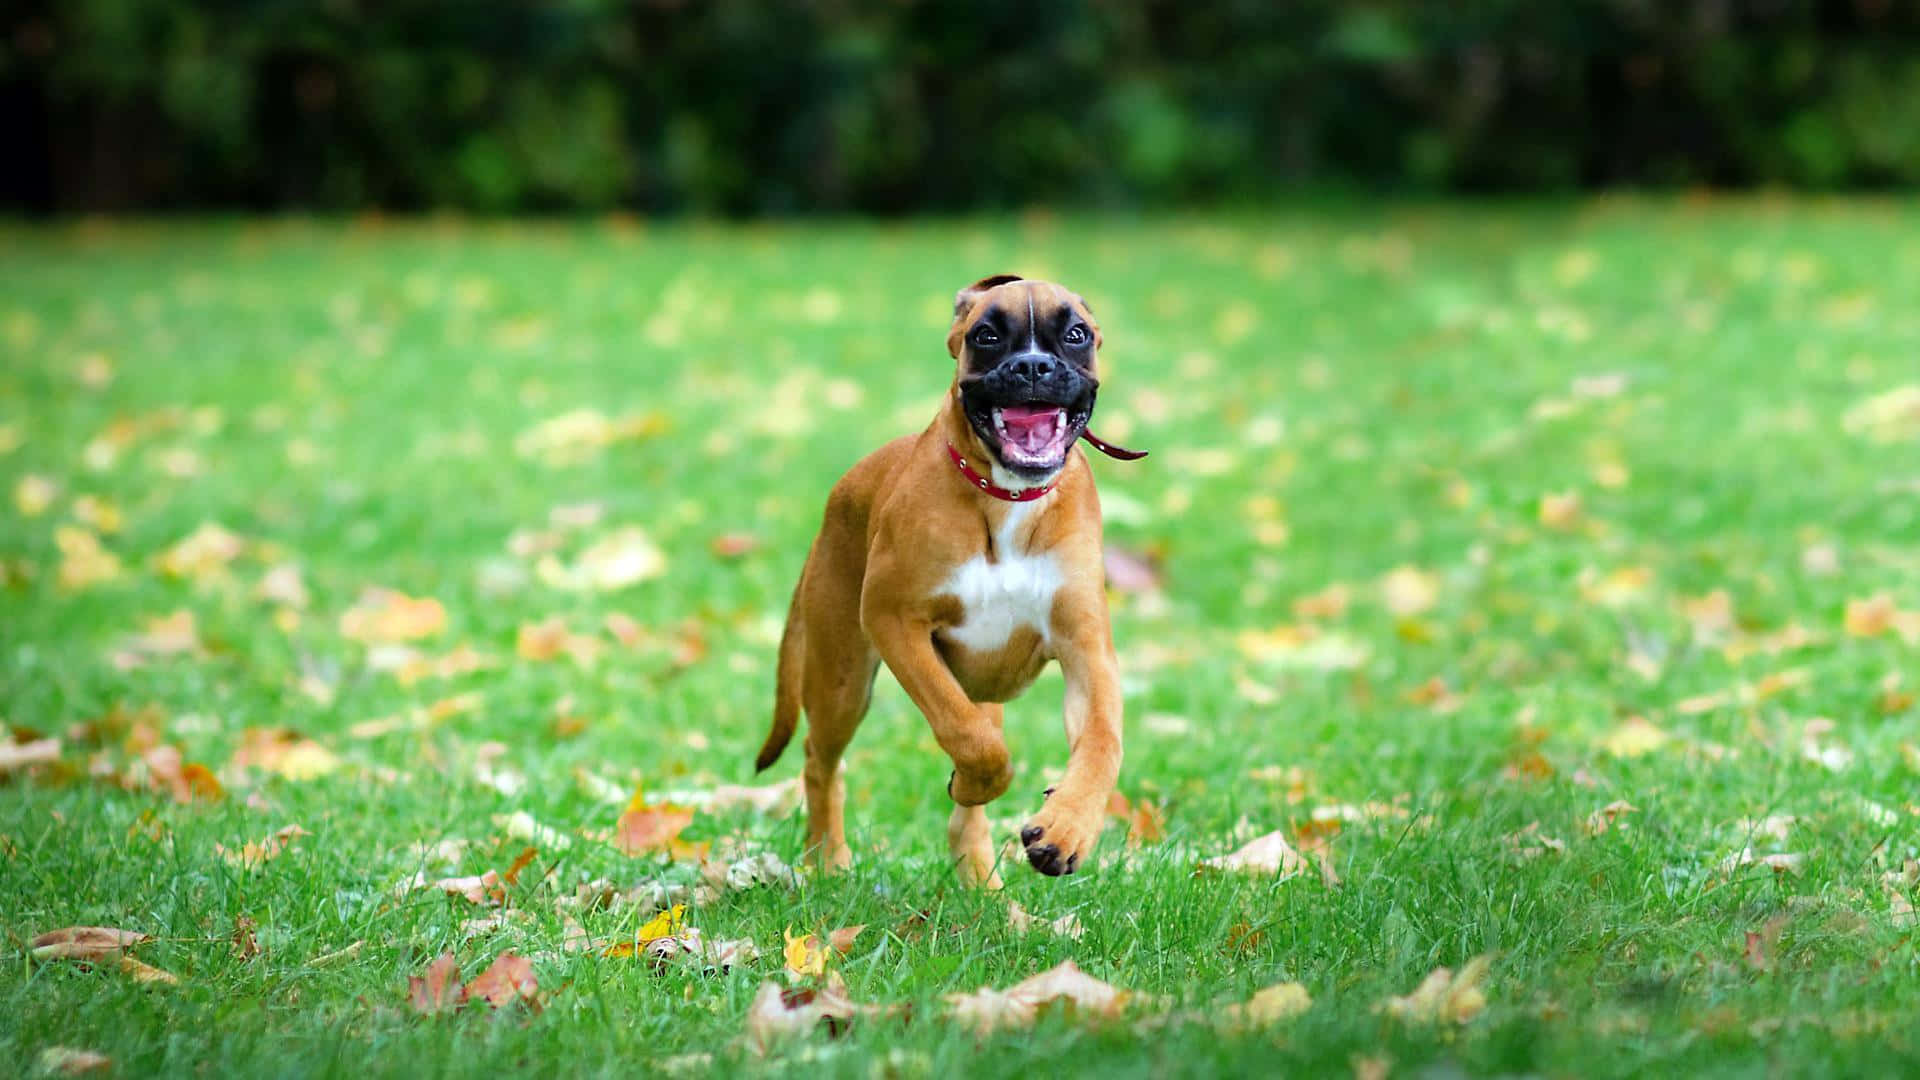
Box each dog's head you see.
[947,274,1103,483]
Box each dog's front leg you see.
[864,609,1013,886]
[1018,585,1123,876]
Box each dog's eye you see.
[1063,324,1089,346]
[970,326,1000,347]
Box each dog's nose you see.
[1006,351,1062,382]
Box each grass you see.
[2,200,1918,1078]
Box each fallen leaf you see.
[312,940,364,966]
[1601,717,1670,758]
[1219,982,1313,1029]
[1717,848,1805,877]
[56,526,122,589]
[0,735,62,775]
[946,960,1132,1035]
[745,974,887,1053]
[784,928,828,977]
[30,926,150,961]
[1379,955,1491,1025]
[1502,821,1566,861]
[1007,903,1085,941]
[407,952,466,1014]
[614,788,699,858]
[514,409,664,466]
[466,951,539,1009]
[154,522,245,580]
[1198,830,1309,878]
[828,925,866,955]
[1105,790,1167,847]
[15,474,58,516]
[141,745,223,803]
[1380,566,1440,616]
[516,617,602,665]
[1841,384,1920,443]
[1538,491,1583,531]
[710,532,759,558]
[1844,593,1920,643]
[1582,800,1639,836]
[35,1047,113,1075]
[1291,583,1351,619]
[256,564,310,609]
[1103,545,1163,594]
[430,870,505,906]
[600,903,688,957]
[231,915,260,961]
[216,824,311,868]
[229,727,340,780]
[117,955,180,986]
[502,845,540,885]
[536,527,666,592]
[339,588,446,643]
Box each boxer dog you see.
[755,274,1145,885]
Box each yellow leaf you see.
[1380,566,1440,616]
[14,474,57,517]
[1600,717,1670,758]
[55,526,121,590]
[1537,491,1583,531]
[339,588,446,643]
[637,904,687,945]
[784,928,826,977]
[1222,982,1313,1028]
[1379,955,1490,1025]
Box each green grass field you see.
[3,202,1918,1078]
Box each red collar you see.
[947,443,1055,501]
[946,431,1149,502]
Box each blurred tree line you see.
[3,0,1917,215]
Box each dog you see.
[755,274,1145,884]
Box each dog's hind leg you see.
[799,636,878,872]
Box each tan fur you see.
[758,277,1124,882]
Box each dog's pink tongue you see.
[1000,405,1063,452]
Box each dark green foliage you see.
[4,1,1920,212]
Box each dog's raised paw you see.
[1018,804,1100,876]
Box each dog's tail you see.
[755,575,806,772]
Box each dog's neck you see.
[940,387,1067,496]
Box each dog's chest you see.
[936,507,1060,652]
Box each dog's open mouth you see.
[992,403,1074,468]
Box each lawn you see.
[2,201,1918,1078]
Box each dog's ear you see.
[948,274,1023,358]
[953,274,1023,316]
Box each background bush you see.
[3,0,1917,214]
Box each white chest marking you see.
[939,503,1061,652]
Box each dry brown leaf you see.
[339,588,446,644]
[1502,822,1566,861]
[466,951,539,1009]
[745,975,881,1053]
[229,727,340,780]
[231,915,260,961]
[502,845,540,885]
[1380,955,1491,1024]
[141,745,223,803]
[112,610,202,667]
[430,870,505,906]
[217,824,311,868]
[614,788,700,858]
[313,940,364,966]
[516,617,603,666]
[0,735,62,775]
[1582,800,1639,836]
[946,960,1132,1035]
[1844,593,1920,643]
[407,952,466,1014]
[1198,829,1309,878]
[1292,583,1351,619]
[1007,902,1085,941]
[30,926,150,961]
[828,925,866,955]
[36,1047,113,1075]
[1105,790,1167,847]
[1717,848,1805,877]
[1103,545,1163,593]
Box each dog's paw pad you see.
[1025,842,1071,875]
[1020,824,1045,846]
